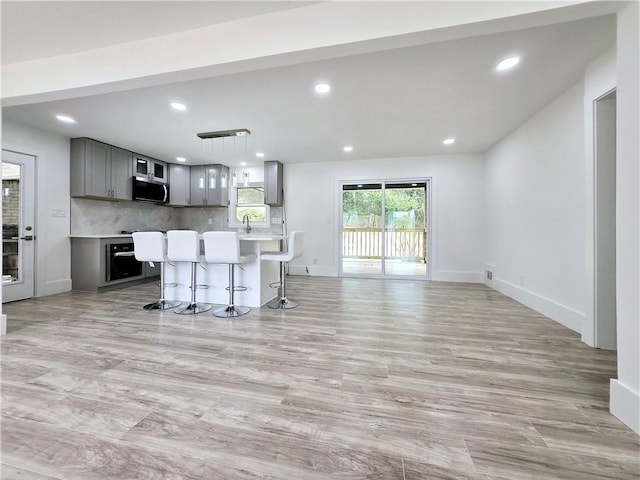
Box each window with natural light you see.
[232,185,270,226]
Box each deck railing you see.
[342,228,426,260]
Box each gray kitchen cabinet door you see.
[71,138,132,200]
[83,139,111,198]
[206,165,218,205]
[169,164,190,206]
[209,164,229,207]
[190,165,208,205]
[110,146,133,200]
[264,160,283,206]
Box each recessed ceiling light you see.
[240,162,247,166]
[176,157,186,162]
[56,114,76,124]
[255,152,265,158]
[495,56,520,72]
[170,102,187,111]
[315,83,331,94]
[343,145,353,152]
[443,137,455,145]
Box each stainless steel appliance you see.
[132,177,169,203]
[106,242,142,282]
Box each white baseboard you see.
[0,314,6,336]
[288,265,335,277]
[431,271,483,283]
[610,379,640,434]
[41,279,72,297]
[492,277,584,333]
[288,266,484,282]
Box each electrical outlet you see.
[519,274,525,286]
[486,270,493,280]
[313,258,318,265]
[208,218,213,225]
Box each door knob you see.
[19,235,34,241]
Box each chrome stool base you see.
[267,297,299,309]
[214,305,250,318]
[143,299,180,310]
[175,302,212,315]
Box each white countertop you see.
[69,234,132,239]
[70,233,285,240]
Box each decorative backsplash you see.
[178,207,229,233]
[71,199,284,235]
[71,198,181,234]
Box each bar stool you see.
[261,231,304,309]
[132,231,180,310]
[203,231,256,318]
[166,230,212,315]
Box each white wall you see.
[483,81,586,333]
[2,120,72,296]
[610,1,640,435]
[284,154,485,281]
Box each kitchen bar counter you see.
[164,234,285,308]
[70,232,285,306]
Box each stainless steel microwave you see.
[132,177,169,203]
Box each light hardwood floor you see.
[1,276,638,479]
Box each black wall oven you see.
[106,243,142,282]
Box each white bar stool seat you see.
[260,231,304,309]
[132,231,180,310]
[203,231,256,318]
[166,230,212,315]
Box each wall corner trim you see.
[610,379,640,435]
[491,277,584,333]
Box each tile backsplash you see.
[71,199,285,235]
[71,198,181,234]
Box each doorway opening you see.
[2,150,36,303]
[594,89,616,350]
[339,179,431,279]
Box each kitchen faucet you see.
[242,215,252,233]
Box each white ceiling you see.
[0,2,616,166]
[1,1,314,64]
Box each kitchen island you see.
[164,234,284,308]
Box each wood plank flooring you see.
[2,276,638,479]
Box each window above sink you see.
[229,183,270,228]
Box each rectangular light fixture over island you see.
[197,128,250,139]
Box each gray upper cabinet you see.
[189,164,229,206]
[110,146,133,200]
[264,160,283,206]
[168,164,190,206]
[71,138,132,200]
[133,153,168,184]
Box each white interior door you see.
[2,150,36,302]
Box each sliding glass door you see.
[340,179,430,278]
